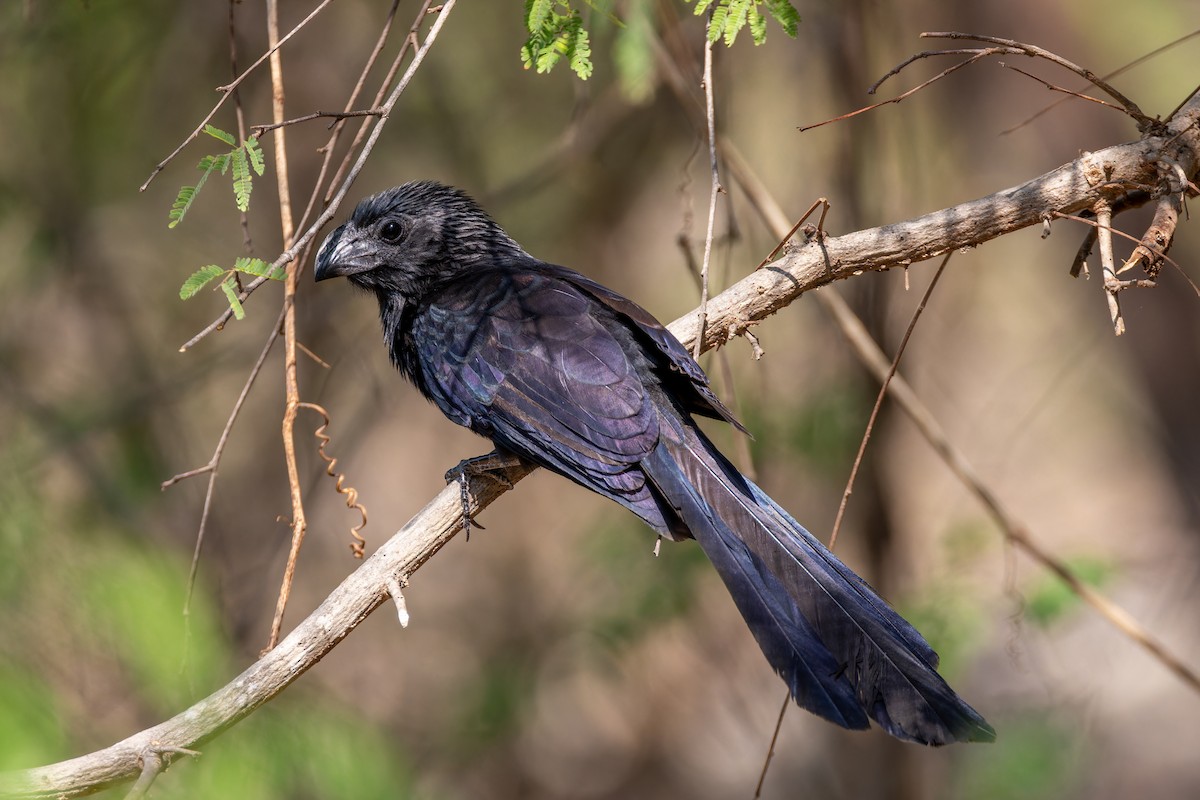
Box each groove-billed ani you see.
[315,181,994,745]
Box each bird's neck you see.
[376,291,418,379]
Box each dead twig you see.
[922,32,1154,128]
[1003,29,1200,136]
[267,0,304,653]
[828,252,951,549]
[1001,63,1130,116]
[250,108,384,137]
[693,17,719,360]
[162,305,285,615]
[802,49,1001,132]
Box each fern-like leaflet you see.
[167,126,266,228]
[521,1,800,82]
[689,0,799,46]
[521,0,594,80]
[179,257,285,320]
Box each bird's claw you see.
[444,451,522,540]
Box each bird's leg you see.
[444,450,524,540]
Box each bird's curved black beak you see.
[314,224,375,282]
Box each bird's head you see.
[315,180,526,299]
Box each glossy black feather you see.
[315,181,996,745]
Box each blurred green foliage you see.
[584,517,711,649]
[452,652,539,753]
[958,716,1082,800]
[0,460,414,798]
[0,668,67,772]
[1023,556,1114,628]
[742,381,869,475]
[152,705,416,800]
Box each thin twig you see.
[692,18,718,360]
[1054,210,1183,275]
[162,306,285,615]
[754,198,828,269]
[801,51,998,132]
[922,32,1152,127]
[1001,64,1129,115]
[139,0,337,192]
[294,0,409,236]
[828,252,951,549]
[1094,201,1125,335]
[1002,28,1200,135]
[753,691,790,799]
[268,0,304,652]
[250,108,383,137]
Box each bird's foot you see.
[444,451,524,540]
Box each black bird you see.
[315,181,995,745]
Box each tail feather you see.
[644,424,995,746]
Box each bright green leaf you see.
[245,137,265,176]
[748,2,767,45]
[203,124,236,146]
[219,277,245,320]
[765,0,800,37]
[707,4,728,42]
[231,147,252,212]
[569,27,592,80]
[168,153,223,229]
[526,0,553,33]
[179,265,226,300]
[234,256,285,281]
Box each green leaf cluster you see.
[522,1,801,84]
[179,256,286,321]
[688,0,800,46]
[522,1,594,79]
[168,125,265,229]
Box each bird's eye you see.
[379,220,404,243]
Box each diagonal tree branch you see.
[3,76,1198,800]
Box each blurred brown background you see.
[2,1,1198,798]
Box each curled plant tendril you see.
[298,402,368,558]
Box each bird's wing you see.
[539,264,746,433]
[411,269,667,517]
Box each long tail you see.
[643,421,995,745]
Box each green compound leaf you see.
[520,2,593,80]
[765,0,800,37]
[526,0,553,33]
[234,256,286,281]
[724,0,751,46]
[179,265,225,300]
[231,147,252,212]
[748,2,767,45]
[245,136,265,176]
[219,277,246,320]
[203,124,236,147]
[168,154,224,229]
[688,0,799,45]
[569,27,592,80]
